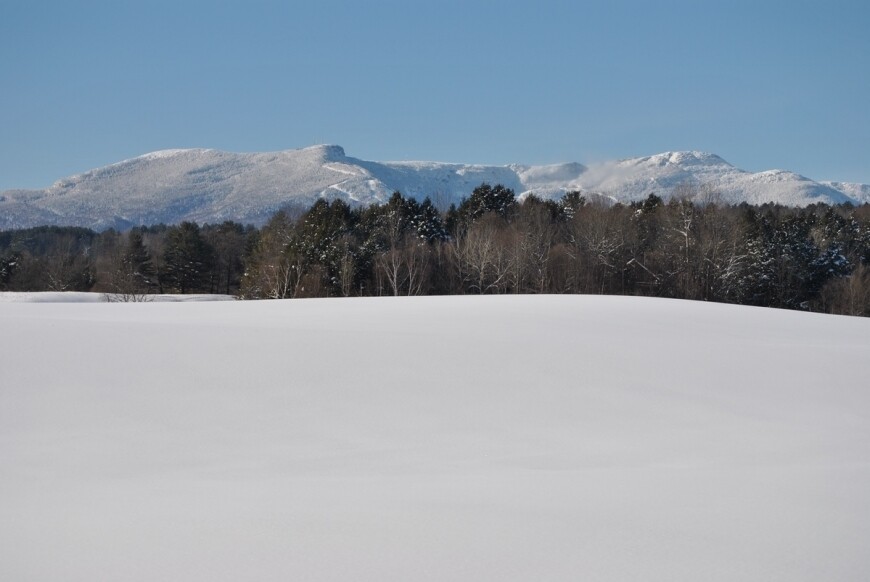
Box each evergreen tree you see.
[0,252,19,290]
[411,197,448,242]
[161,222,216,293]
[456,183,517,223]
[560,190,586,220]
[203,221,250,295]
[296,199,356,294]
[122,230,155,289]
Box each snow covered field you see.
[1,295,869,581]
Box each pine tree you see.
[411,197,448,242]
[162,222,216,294]
[296,200,356,294]
[560,190,586,220]
[122,230,155,289]
[0,252,19,290]
[457,183,517,223]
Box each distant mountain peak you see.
[304,144,346,159]
[136,148,207,161]
[1,145,867,231]
[636,151,732,167]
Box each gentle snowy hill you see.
[1,145,868,230]
[2,295,869,581]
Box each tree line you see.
[1,183,869,316]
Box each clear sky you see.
[1,0,868,190]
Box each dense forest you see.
[2,183,869,316]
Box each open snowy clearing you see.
[1,295,869,581]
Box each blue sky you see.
[1,0,868,189]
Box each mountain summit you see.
[1,145,867,230]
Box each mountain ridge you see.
[1,145,867,230]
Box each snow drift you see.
[1,145,867,230]
[1,295,869,581]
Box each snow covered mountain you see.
[1,145,867,230]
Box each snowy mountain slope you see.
[822,180,870,203]
[564,151,858,206]
[2,295,869,581]
[1,145,867,230]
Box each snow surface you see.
[2,295,869,581]
[1,145,867,230]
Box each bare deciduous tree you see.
[818,263,870,316]
[240,211,306,299]
[453,213,514,294]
